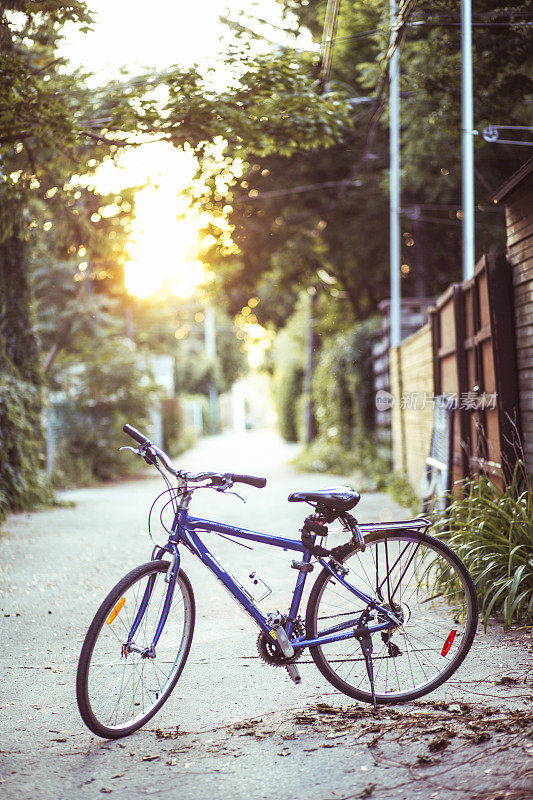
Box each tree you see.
[0,0,353,513]
[194,0,533,328]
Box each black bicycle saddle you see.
[287,486,361,512]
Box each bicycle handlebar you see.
[122,424,267,488]
[212,473,267,489]
[123,424,151,446]
[229,473,266,488]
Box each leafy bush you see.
[161,397,197,457]
[0,373,53,520]
[51,338,156,485]
[271,301,307,442]
[433,463,533,629]
[0,227,53,521]
[386,472,420,514]
[294,316,391,489]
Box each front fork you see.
[124,545,180,658]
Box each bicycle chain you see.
[256,619,305,667]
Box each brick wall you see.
[504,181,533,473]
[390,323,434,493]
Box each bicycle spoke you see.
[78,563,194,737]
[307,531,476,703]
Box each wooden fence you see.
[390,323,435,491]
[429,253,521,483]
[372,298,433,452]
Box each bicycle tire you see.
[306,530,478,704]
[76,560,195,738]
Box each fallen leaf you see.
[417,754,437,766]
[428,737,450,752]
[316,703,337,714]
[153,727,184,739]
[357,784,377,799]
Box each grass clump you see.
[433,462,533,630]
[294,440,420,513]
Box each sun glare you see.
[87,142,212,300]
[123,182,206,299]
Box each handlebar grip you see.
[229,473,267,489]
[123,424,151,446]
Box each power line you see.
[232,178,363,203]
[409,20,533,27]
[400,213,503,229]
[337,0,418,201]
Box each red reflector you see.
[441,629,457,657]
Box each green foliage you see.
[433,464,533,630]
[51,338,155,485]
[160,398,196,459]
[271,301,380,448]
[198,0,533,328]
[165,50,353,157]
[0,371,53,520]
[270,299,307,441]
[172,308,246,397]
[312,316,380,452]
[0,218,53,520]
[386,472,420,515]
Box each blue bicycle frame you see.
[140,508,411,656]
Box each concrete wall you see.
[390,322,434,493]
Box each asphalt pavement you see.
[1,429,531,800]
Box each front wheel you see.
[306,531,478,704]
[76,560,195,738]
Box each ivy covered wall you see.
[0,217,53,520]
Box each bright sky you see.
[62,1,314,364]
[62,0,309,83]
[61,0,313,301]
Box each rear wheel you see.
[76,560,195,738]
[306,531,478,704]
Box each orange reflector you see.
[106,597,125,625]
[441,629,457,656]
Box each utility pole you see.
[461,0,475,280]
[389,0,401,348]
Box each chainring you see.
[256,619,305,666]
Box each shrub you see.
[271,302,306,442]
[51,338,156,485]
[312,317,380,452]
[433,463,533,630]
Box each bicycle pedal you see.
[286,663,301,684]
[291,560,314,573]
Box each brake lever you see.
[211,478,246,503]
[119,444,157,465]
[223,489,246,504]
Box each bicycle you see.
[76,424,478,739]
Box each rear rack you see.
[358,517,431,534]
